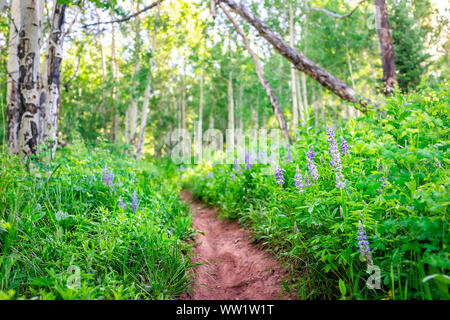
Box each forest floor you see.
[180,190,292,300]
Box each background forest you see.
[0,0,448,300]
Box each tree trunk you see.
[41,1,66,160]
[220,0,372,112]
[110,13,121,142]
[374,0,397,96]
[17,0,43,158]
[6,0,21,154]
[136,3,160,160]
[289,4,298,134]
[227,71,234,147]
[220,3,291,142]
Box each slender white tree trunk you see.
[228,71,234,145]
[6,0,21,154]
[110,14,121,141]
[17,0,43,158]
[289,4,298,134]
[136,4,160,159]
[42,1,66,160]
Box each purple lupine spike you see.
[230,172,235,181]
[102,165,109,185]
[335,171,346,189]
[107,172,114,190]
[294,165,305,193]
[307,157,319,181]
[131,191,138,212]
[234,158,242,175]
[307,147,315,161]
[287,148,293,163]
[118,196,127,211]
[357,221,373,265]
[378,165,383,172]
[304,172,311,187]
[245,151,252,171]
[274,166,284,185]
[340,138,349,155]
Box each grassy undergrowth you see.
[183,81,449,300]
[0,135,194,299]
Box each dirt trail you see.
[180,190,291,300]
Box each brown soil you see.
[180,190,292,300]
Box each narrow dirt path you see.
[180,190,291,300]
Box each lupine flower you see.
[304,172,311,187]
[357,220,373,265]
[118,196,127,211]
[245,151,252,171]
[327,127,341,168]
[340,138,349,155]
[102,165,109,185]
[230,173,235,181]
[307,157,319,181]
[107,172,114,190]
[234,159,242,175]
[131,191,138,212]
[275,166,284,185]
[287,148,293,163]
[116,177,123,187]
[294,166,305,193]
[327,126,346,189]
[378,165,383,172]
[307,147,315,161]
[335,171,346,189]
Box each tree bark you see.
[110,12,121,142]
[289,4,298,134]
[374,0,397,96]
[136,3,160,160]
[227,71,234,146]
[220,3,291,142]
[41,1,66,160]
[219,0,372,113]
[17,0,43,158]
[6,0,21,154]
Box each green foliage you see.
[0,135,194,299]
[183,81,449,299]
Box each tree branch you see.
[82,0,164,28]
[307,0,369,19]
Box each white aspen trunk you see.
[17,0,43,158]
[136,4,160,159]
[95,8,107,128]
[110,14,121,141]
[6,0,21,154]
[289,4,298,134]
[301,72,308,116]
[295,71,305,126]
[42,1,66,160]
[198,70,204,144]
[238,79,243,131]
[228,71,234,146]
[126,4,141,145]
[346,42,358,118]
[208,108,214,129]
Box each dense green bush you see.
[184,81,449,299]
[0,135,194,299]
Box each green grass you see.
[183,80,450,300]
[0,135,195,300]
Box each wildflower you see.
[326,126,346,189]
[131,191,138,212]
[304,172,311,187]
[307,147,315,161]
[294,166,305,193]
[357,221,373,265]
[234,159,242,175]
[230,173,235,181]
[107,172,114,190]
[287,148,293,163]
[274,166,284,185]
[116,177,123,187]
[307,157,319,181]
[102,164,109,185]
[245,151,252,171]
[327,127,341,169]
[378,165,383,172]
[118,196,127,211]
[335,171,346,189]
[340,138,349,155]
